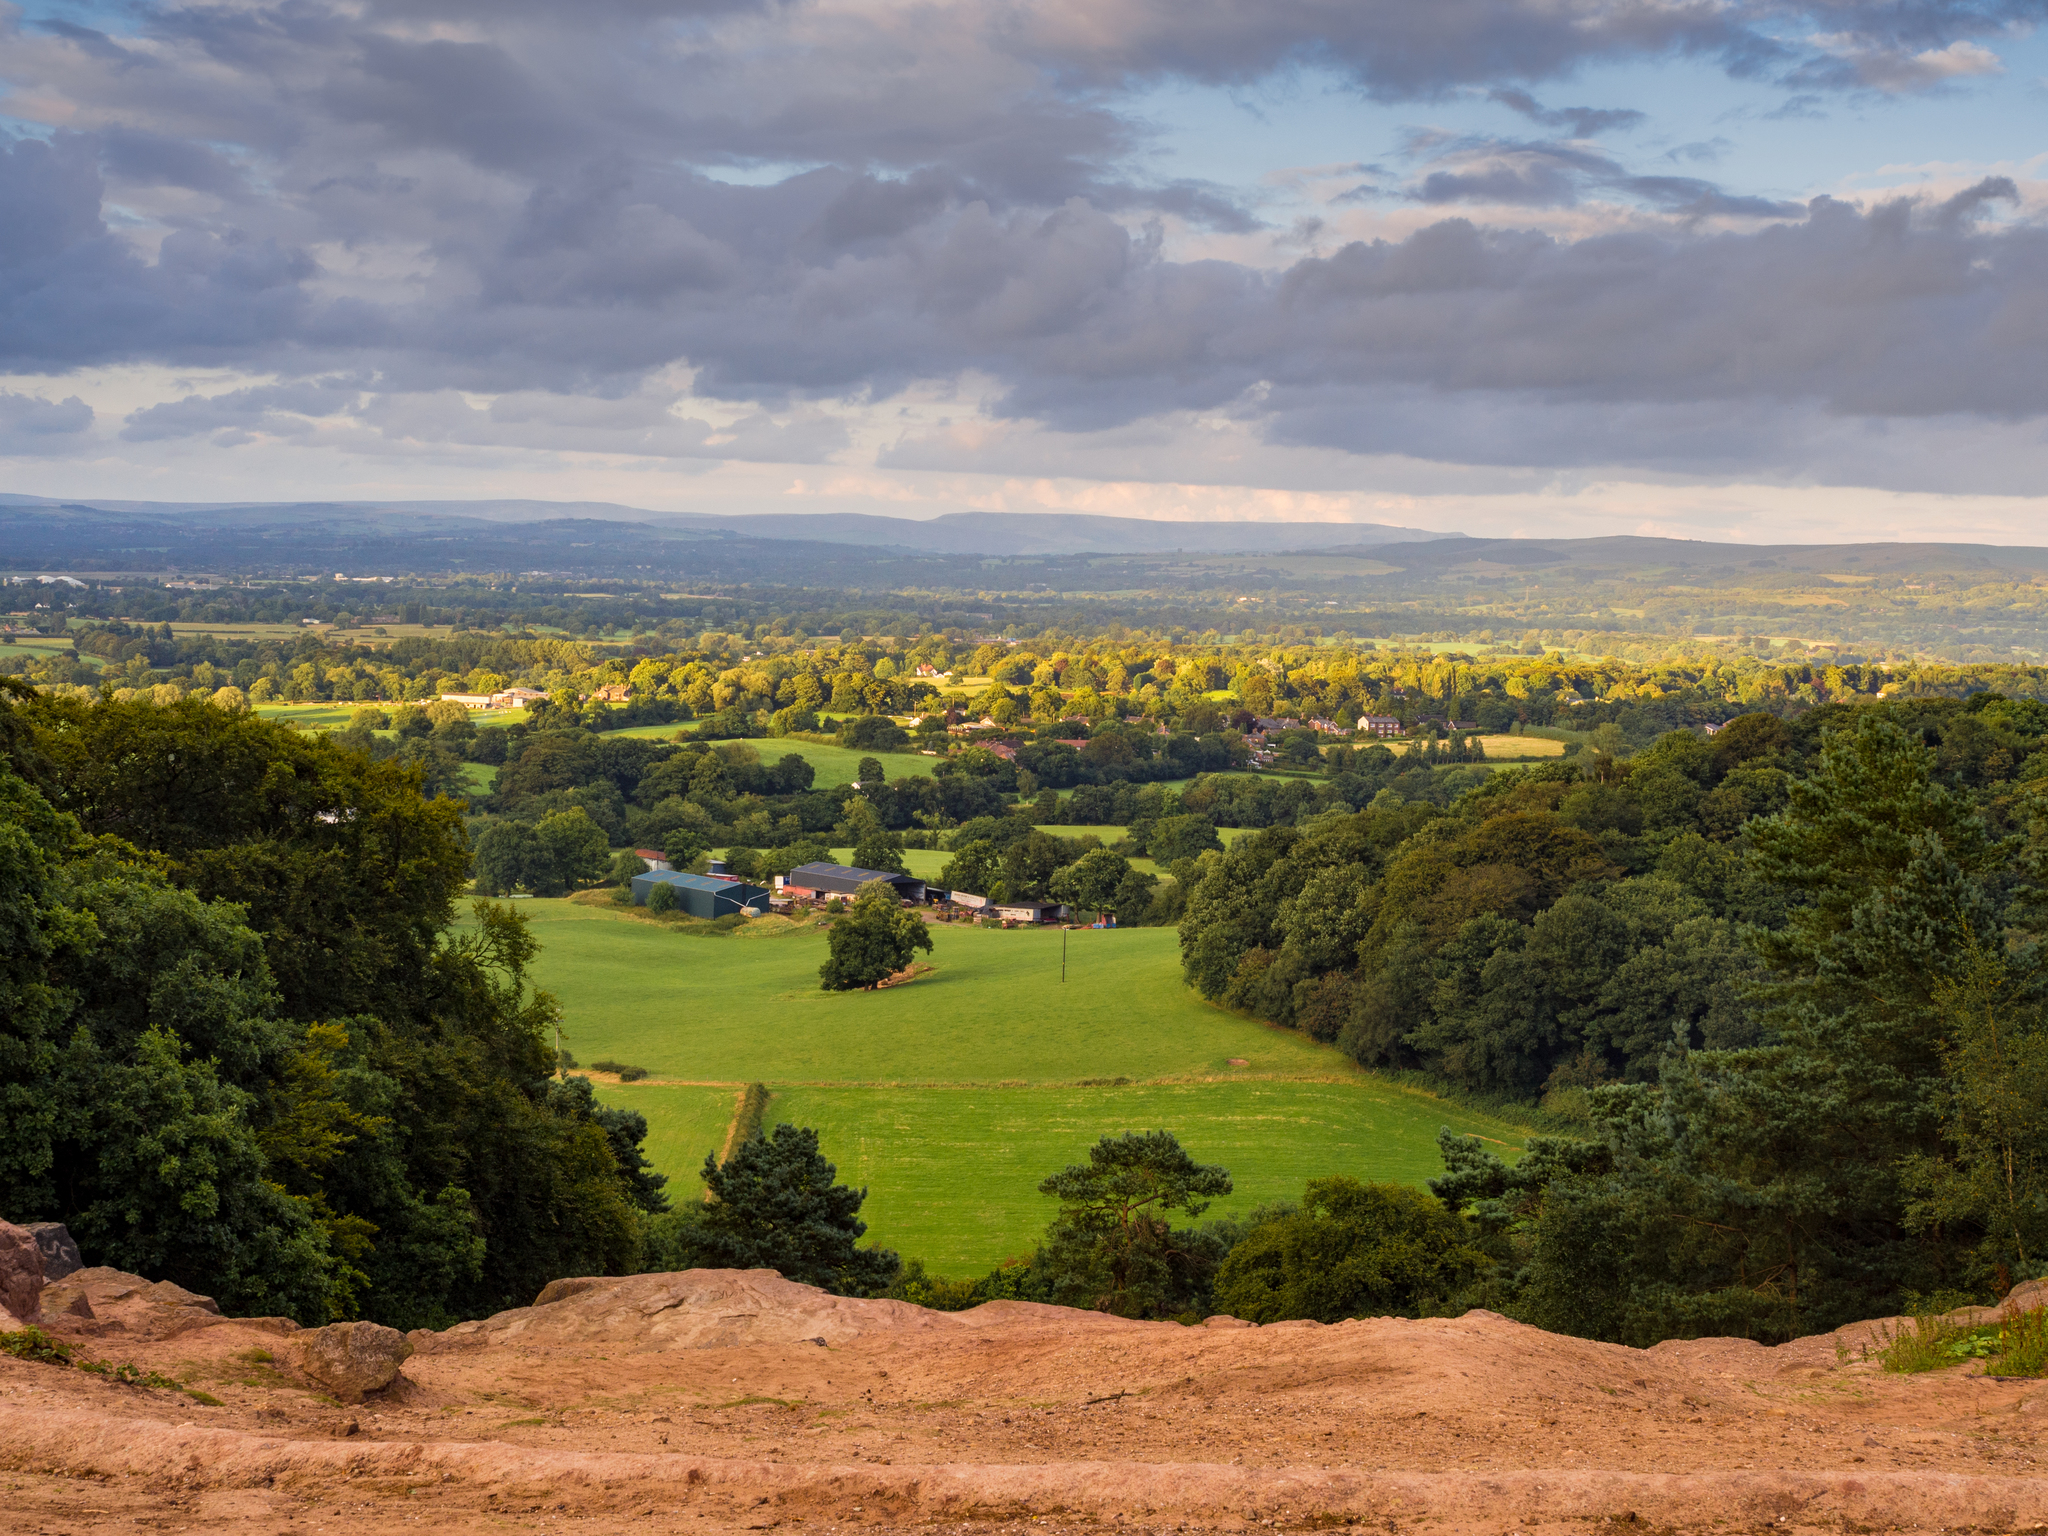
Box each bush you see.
[839,715,909,751]
[590,1059,650,1082]
[645,880,678,914]
[1213,1177,1485,1323]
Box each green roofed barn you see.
[630,870,771,918]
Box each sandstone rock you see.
[440,1268,995,1354]
[38,1280,94,1320]
[25,1224,82,1283]
[283,1321,412,1402]
[0,1220,44,1324]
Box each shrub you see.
[1994,1304,2048,1376]
[645,880,678,914]
[590,1058,650,1082]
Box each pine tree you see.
[689,1123,898,1295]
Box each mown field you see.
[519,901,1532,1273]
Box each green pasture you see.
[593,731,939,787]
[515,901,1533,1273]
[758,1080,1518,1272]
[254,701,529,730]
[0,635,101,664]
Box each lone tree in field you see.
[1038,1130,1232,1318]
[819,878,932,990]
[692,1123,899,1295]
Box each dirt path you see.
[7,1269,2046,1536]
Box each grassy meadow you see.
[519,901,1532,1272]
[596,729,940,787]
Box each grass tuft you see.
[1,1326,215,1400]
[1877,1303,2048,1376]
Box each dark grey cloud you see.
[1010,0,2041,99]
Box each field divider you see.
[715,1082,771,1167]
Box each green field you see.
[598,730,941,787]
[254,701,530,730]
[520,901,1532,1272]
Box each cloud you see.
[0,389,95,455]
[1396,131,1806,216]
[1799,34,2007,92]
[1,0,2044,504]
[1011,0,2034,99]
[1488,89,1647,140]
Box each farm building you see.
[943,891,1067,924]
[782,861,928,904]
[630,870,771,917]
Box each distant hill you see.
[0,495,1451,559]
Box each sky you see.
[1,0,2045,543]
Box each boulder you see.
[25,1224,82,1283]
[0,1220,44,1324]
[283,1321,412,1402]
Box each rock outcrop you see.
[0,1220,44,1326]
[281,1321,411,1402]
[24,1223,81,1283]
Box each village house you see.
[1356,714,1403,737]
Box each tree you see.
[819,879,932,990]
[1036,1130,1232,1317]
[472,820,540,896]
[939,838,1001,897]
[3,694,661,1331]
[532,808,610,895]
[1900,944,2048,1284]
[688,1123,899,1294]
[857,756,885,784]
[1000,829,1066,901]
[1050,847,1136,921]
[663,829,707,869]
[1148,814,1223,865]
[1213,1178,1485,1323]
[1446,715,2028,1344]
[843,797,908,875]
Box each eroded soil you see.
[6,1268,2046,1536]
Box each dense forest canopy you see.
[0,684,665,1328]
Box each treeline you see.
[0,686,667,1329]
[1180,693,2048,1340]
[16,597,2048,756]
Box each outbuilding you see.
[782,861,927,904]
[631,870,771,918]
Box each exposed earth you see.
[6,1266,2048,1536]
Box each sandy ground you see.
[6,1268,2047,1536]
